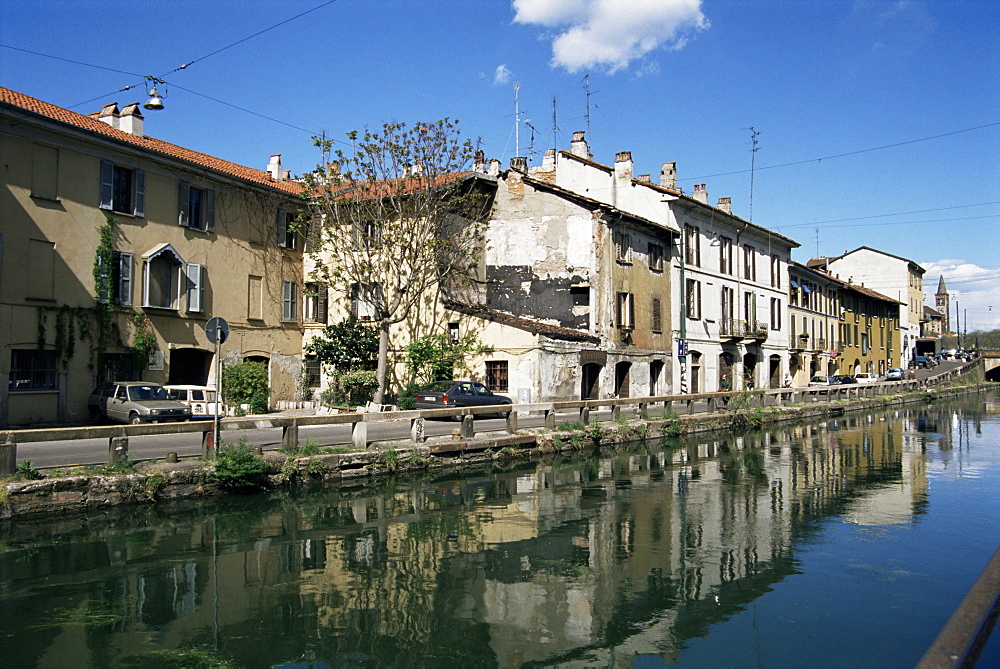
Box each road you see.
[14,359,966,470]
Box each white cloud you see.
[512,0,708,73]
[493,64,513,86]
[921,259,1000,332]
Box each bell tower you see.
[935,275,950,332]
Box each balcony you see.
[720,319,769,340]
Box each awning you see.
[790,278,800,289]
[802,283,812,294]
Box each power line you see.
[780,201,1000,228]
[686,122,1000,181]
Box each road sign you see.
[206,317,229,344]
[677,338,688,356]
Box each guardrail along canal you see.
[0,390,997,667]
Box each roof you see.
[0,86,303,195]
[512,171,679,238]
[794,261,903,304]
[810,247,926,274]
[446,301,599,343]
[924,305,944,317]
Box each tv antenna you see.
[575,74,599,143]
[551,95,561,152]
[512,83,524,157]
[746,126,760,222]
[525,120,540,160]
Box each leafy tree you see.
[304,118,493,404]
[405,332,481,384]
[305,319,378,372]
[222,361,271,410]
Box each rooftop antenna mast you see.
[575,74,599,144]
[513,83,522,157]
[746,126,760,222]
[525,120,540,160]
[552,95,561,152]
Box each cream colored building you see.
[1,86,306,427]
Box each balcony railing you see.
[720,319,769,340]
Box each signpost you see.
[206,317,229,455]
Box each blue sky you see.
[2,0,998,330]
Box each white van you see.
[163,385,226,418]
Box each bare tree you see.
[304,119,492,404]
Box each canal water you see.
[1,390,998,668]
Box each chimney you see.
[509,156,527,172]
[638,174,651,183]
[717,197,732,214]
[541,148,556,172]
[117,102,144,137]
[570,130,589,158]
[693,183,709,204]
[660,162,677,189]
[474,150,485,173]
[267,154,284,181]
[96,103,120,130]
[326,161,340,177]
[488,158,501,176]
[614,151,633,180]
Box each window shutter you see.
[652,298,661,332]
[118,252,132,305]
[178,182,190,226]
[99,160,114,209]
[205,189,215,232]
[186,263,203,312]
[317,285,328,324]
[133,170,145,217]
[276,209,287,247]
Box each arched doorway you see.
[743,352,757,390]
[719,351,734,391]
[790,354,801,384]
[649,360,664,397]
[581,363,601,400]
[168,348,213,385]
[614,362,631,398]
[768,354,781,388]
[689,351,702,393]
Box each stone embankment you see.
[0,383,986,521]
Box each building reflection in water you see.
[0,399,981,667]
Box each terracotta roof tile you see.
[1,86,303,195]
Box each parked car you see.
[808,375,836,387]
[414,380,512,418]
[885,368,905,381]
[941,349,958,359]
[164,384,226,419]
[88,382,192,424]
[831,374,857,384]
[853,373,878,384]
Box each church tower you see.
[935,275,951,333]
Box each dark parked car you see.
[88,381,192,424]
[831,374,857,384]
[414,380,512,419]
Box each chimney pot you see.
[660,162,677,189]
[118,102,144,138]
[267,154,284,181]
[614,151,633,180]
[717,196,732,214]
[510,156,527,172]
[570,131,590,158]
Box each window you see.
[744,291,757,324]
[100,160,144,216]
[186,263,204,313]
[616,292,635,329]
[9,350,57,391]
[770,297,782,330]
[684,225,700,266]
[303,355,321,389]
[304,282,328,323]
[117,252,133,306]
[276,209,298,249]
[32,144,59,201]
[648,243,664,272]
[282,280,298,322]
[353,220,382,250]
[178,183,215,231]
[685,279,701,319]
[351,283,380,321]
[652,297,662,333]
[743,245,756,281]
[614,231,632,264]
[486,361,509,392]
[142,244,184,309]
[721,286,735,324]
[770,254,781,288]
[719,236,733,275]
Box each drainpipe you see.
[678,233,687,394]
[735,221,749,390]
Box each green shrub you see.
[222,361,271,409]
[395,381,430,410]
[213,441,267,492]
[15,460,43,481]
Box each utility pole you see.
[747,127,760,223]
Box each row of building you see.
[1,86,938,426]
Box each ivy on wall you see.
[35,213,157,374]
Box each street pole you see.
[678,236,688,394]
[213,325,221,455]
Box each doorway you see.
[168,348,213,385]
[614,362,632,398]
[581,363,601,400]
